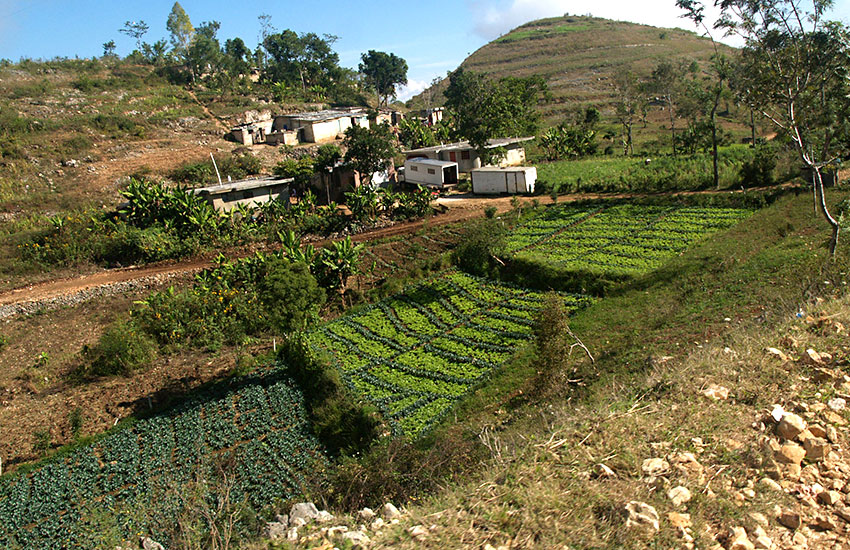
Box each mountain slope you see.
[411,15,732,124]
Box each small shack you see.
[404,158,458,188]
[403,137,533,173]
[191,176,294,212]
[471,166,537,195]
[273,109,370,143]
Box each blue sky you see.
[1,0,848,100]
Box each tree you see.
[359,50,408,106]
[320,237,365,293]
[119,20,149,51]
[650,59,695,156]
[186,21,222,83]
[687,0,850,252]
[342,123,398,186]
[166,2,194,56]
[443,68,547,164]
[398,117,437,150]
[262,30,342,93]
[612,69,648,156]
[258,259,325,333]
[315,144,342,203]
[102,41,117,59]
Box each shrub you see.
[484,206,497,218]
[452,218,506,277]
[258,259,326,333]
[739,145,777,188]
[80,320,157,377]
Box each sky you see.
[1,0,848,101]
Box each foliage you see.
[539,123,597,161]
[166,1,194,55]
[452,218,507,278]
[318,236,365,292]
[79,321,157,378]
[257,259,325,333]
[273,156,315,188]
[170,152,261,186]
[0,334,7,352]
[359,50,408,106]
[739,144,777,187]
[262,30,342,92]
[398,117,437,150]
[306,270,592,438]
[342,122,398,184]
[443,68,548,164]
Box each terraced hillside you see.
[410,15,732,125]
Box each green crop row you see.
[509,204,752,277]
[307,271,593,437]
[0,368,323,548]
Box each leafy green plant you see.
[80,320,157,377]
[68,408,84,439]
[32,429,51,453]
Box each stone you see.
[265,522,288,540]
[341,530,371,548]
[826,425,839,444]
[808,425,827,438]
[358,507,376,521]
[370,518,385,530]
[315,510,335,523]
[803,437,831,462]
[641,457,670,477]
[753,535,773,549]
[828,398,846,412]
[382,502,401,519]
[806,348,825,364]
[777,509,802,530]
[776,442,807,464]
[727,527,755,550]
[818,490,842,506]
[749,512,769,527]
[408,525,428,540]
[777,413,808,440]
[811,514,838,531]
[701,384,730,400]
[668,512,691,529]
[289,502,319,524]
[596,463,617,478]
[760,477,783,492]
[668,486,692,507]
[792,532,807,546]
[290,517,307,528]
[670,452,705,482]
[286,528,299,542]
[625,501,660,534]
[766,347,790,361]
[140,539,164,550]
[822,411,846,426]
[327,525,349,536]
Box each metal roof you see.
[405,158,458,167]
[191,176,293,197]
[403,136,534,155]
[283,109,368,123]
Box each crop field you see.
[0,370,322,548]
[307,271,593,437]
[509,204,752,276]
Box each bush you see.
[80,320,157,377]
[739,145,777,188]
[452,218,506,277]
[258,259,326,333]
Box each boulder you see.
[803,437,831,462]
[775,442,806,465]
[358,507,376,521]
[700,384,730,400]
[382,502,401,519]
[140,539,164,550]
[727,526,755,550]
[264,522,288,540]
[408,525,428,540]
[342,530,372,548]
[289,502,319,524]
[777,413,807,441]
[667,486,692,507]
[776,509,802,530]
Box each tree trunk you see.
[750,110,756,148]
[711,106,719,190]
[812,166,841,255]
[668,98,677,156]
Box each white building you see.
[403,137,533,173]
[471,166,537,195]
[274,109,370,143]
[191,176,293,212]
[404,158,459,189]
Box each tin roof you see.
[403,136,534,155]
[191,176,293,197]
[283,108,368,123]
[405,158,458,168]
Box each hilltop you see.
[410,15,731,124]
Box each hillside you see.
[411,15,731,124]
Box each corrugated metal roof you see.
[191,176,293,197]
[403,136,534,155]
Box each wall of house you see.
[204,184,289,212]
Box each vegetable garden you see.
[0,368,323,548]
[307,271,593,437]
[508,204,752,277]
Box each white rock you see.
[286,527,299,542]
[828,398,846,412]
[777,413,807,440]
[289,502,319,524]
[728,526,755,550]
[759,477,783,492]
[327,525,349,536]
[141,538,164,550]
[408,524,428,539]
[641,457,670,477]
[358,507,376,521]
[754,535,773,549]
[596,463,617,478]
[700,384,730,400]
[342,530,371,548]
[766,347,790,361]
[370,517,385,530]
[668,486,692,507]
[265,522,288,540]
[625,501,660,534]
[771,405,786,423]
[382,502,401,519]
[315,510,335,523]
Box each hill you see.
[410,15,732,125]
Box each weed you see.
[32,429,51,453]
[78,320,157,377]
[69,408,84,439]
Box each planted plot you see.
[509,204,751,276]
[307,271,592,437]
[0,369,323,549]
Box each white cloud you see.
[471,0,571,39]
[396,79,429,102]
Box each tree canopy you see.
[343,123,398,185]
[359,50,408,106]
[262,30,342,92]
[166,2,194,55]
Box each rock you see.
[792,531,807,546]
[641,457,670,477]
[808,425,827,438]
[382,502,401,519]
[753,535,773,549]
[777,413,808,440]
[408,525,428,540]
[771,405,786,423]
[140,538,164,550]
[290,517,307,528]
[315,510,335,523]
[803,437,831,462]
[760,477,783,492]
[625,501,660,534]
[727,526,755,550]
[766,347,790,361]
[701,384,730,400]
[670,452,705,482]
[805,348,825,364]
[370,518,385,530]
[822,411,847,426]
[286,527,299,542]
[817,490,841,506]
[811,514,838,531]
[327,525,349,536]
[776,442,807,464]
[668,512,692,529]
[265,522,288,540]
[289,502,319,524]
[341,530,371,548]
[358,507,376,521]
[668,486,692,507]
[828,398,846,412]
[776,509,802,530]
[595,463,617,478]
[826,425,839,444]
[749,512,769,527]
[836,504,850,522]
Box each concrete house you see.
[403,137,534,173]
[471,166,537,195]
[191,176,294,212]
[274,109,370,143]
[404,158,458,189]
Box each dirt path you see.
[0,185,800,311]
